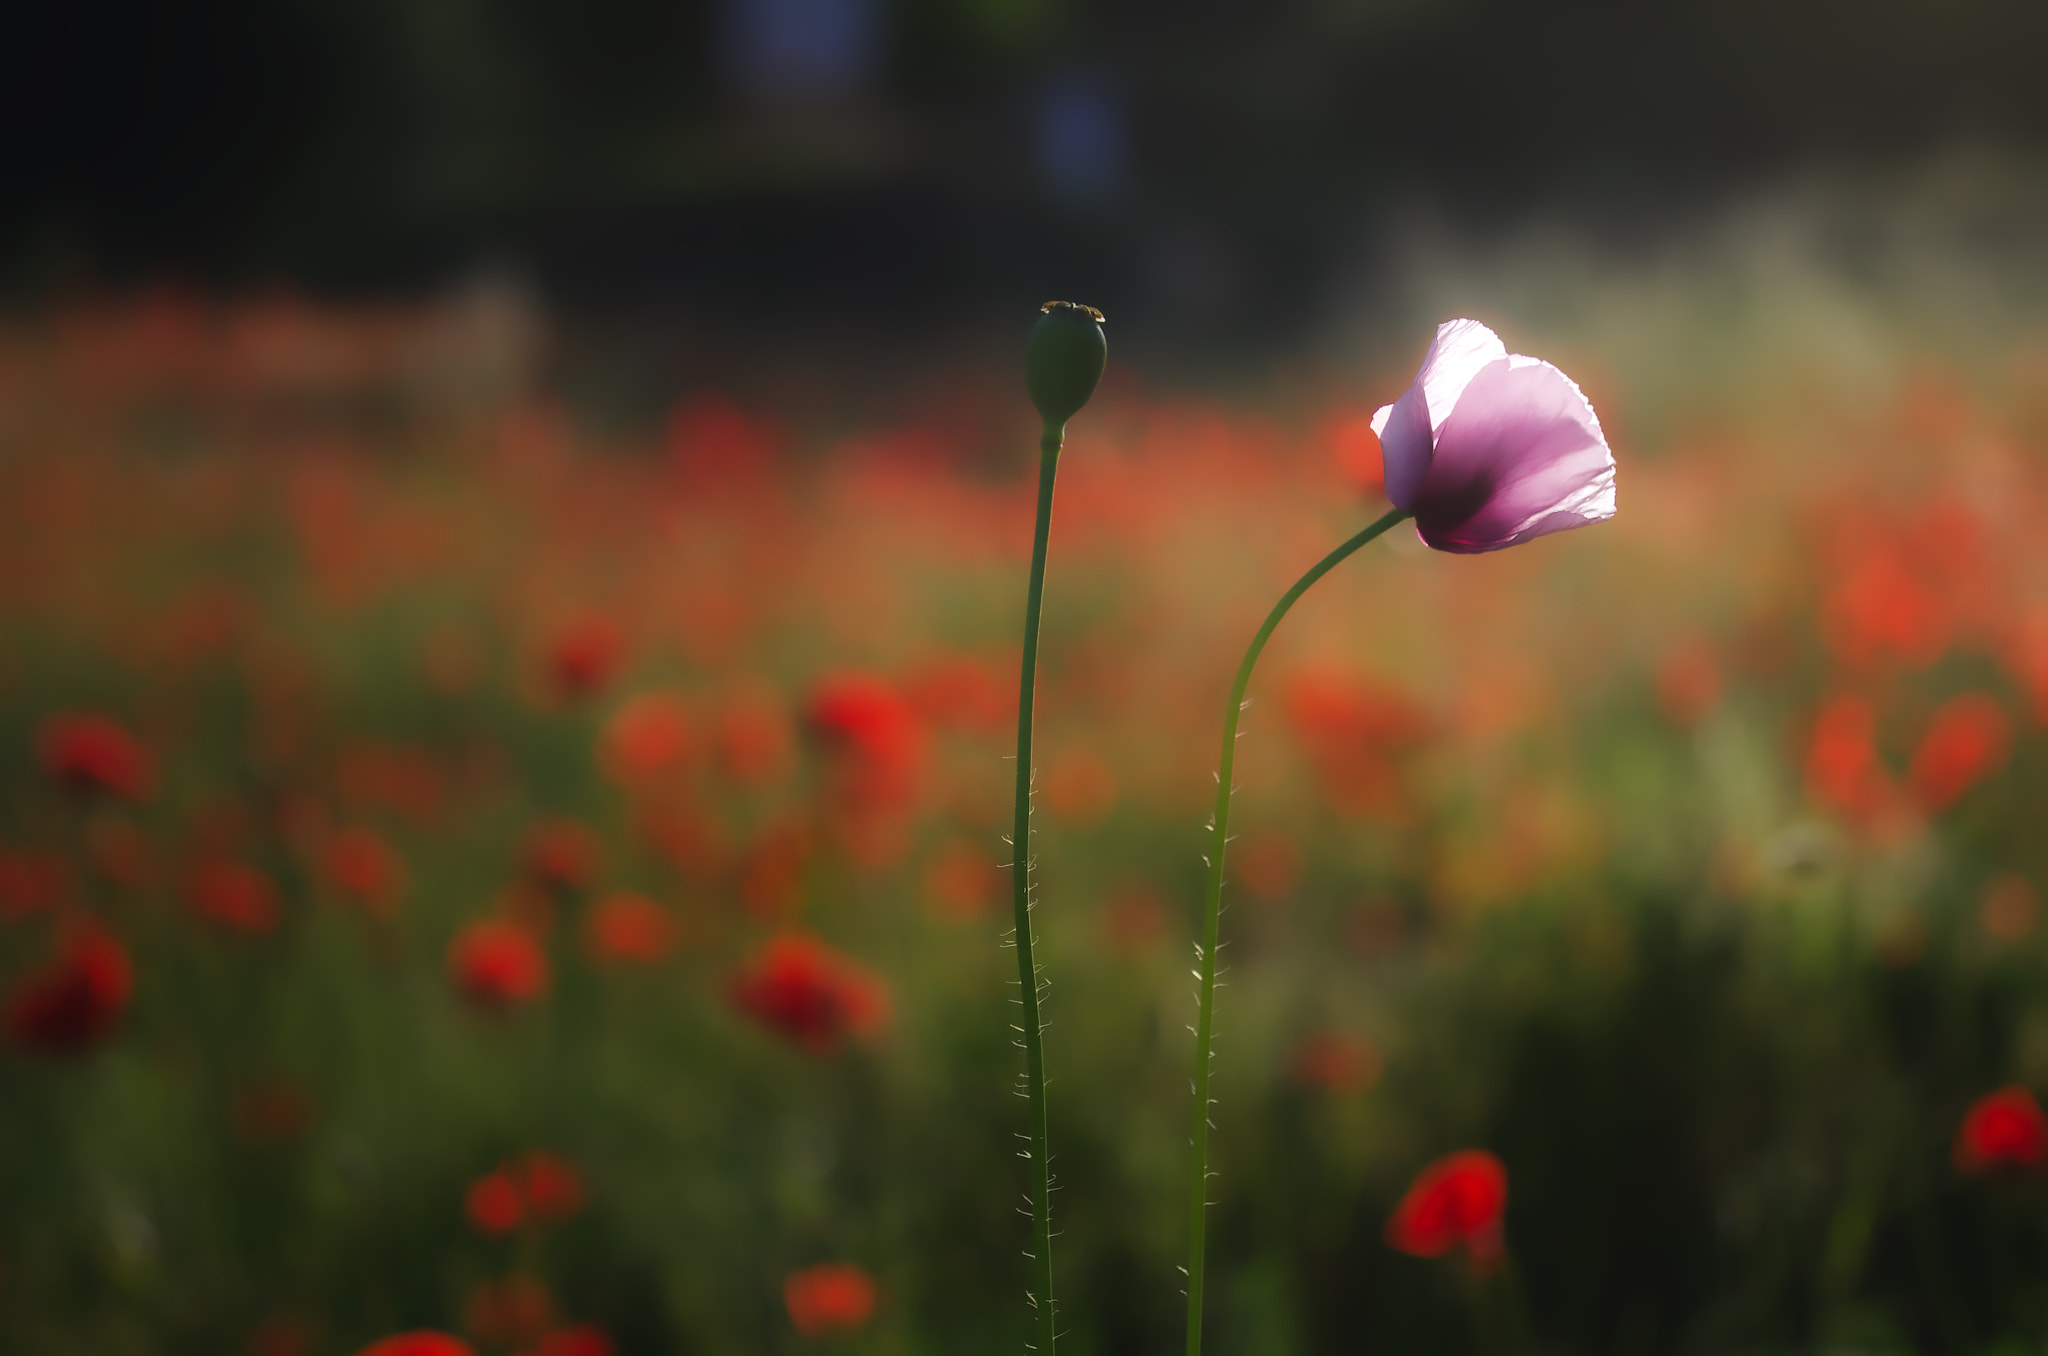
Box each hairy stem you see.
[1013,425,1065,1353]
[1185,507,1410,1356]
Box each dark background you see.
[6,0,2047,337]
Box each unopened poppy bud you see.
[1026,301,1107,428]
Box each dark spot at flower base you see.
[1414,470,1498,539]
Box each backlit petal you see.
[1411,356,1615,554]
[1371,384,1433,511]
[1414,319,1507,433]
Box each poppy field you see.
[7,229,2048,1356]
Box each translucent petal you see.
[1370,384,1433,511]
[1415,319,1507,433]
[1411,356,1615,554]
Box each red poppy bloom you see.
[729,933,889,1053]
[582,892,676,965]
[1386,1150,1508,1267]
[602,693,692,783]
[519,1152,585,1221]
[354,1332,477,1356]
[535,1325,614,1356]
[783,1262,878,1337]
[323,827,405,914]
[449,920,550,1009]
[546,616,624,700]
[466,1169,525,1235]
[523,820,601,894]
[5,924,134,1053]
[187,859,282,934]
[1955,1087,2048,1173]
[38,713,152,801]
[1910,692,2010,811]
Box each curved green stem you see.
[1184,506,1410,1356]
[1013,424,1064,1354]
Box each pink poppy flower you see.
[1372,319,1616,553]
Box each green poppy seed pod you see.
[1026,301,1107,428]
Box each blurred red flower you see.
[4,923,133,1053]
[666,392,783,496]
[1318,407,1386,495]
[1805,694,1886,815]
[783,1262,877,1337]
[921,839,994,920]
[739,820,813,918]
[88,819,156,888]
[902,653,1012,734]
[1233,832,1302,903]
[1910,692,2010,810]
[335,741,447,824]
[546,616,624,701]
[806,672,926,803]
[467,1152,582,1233]
[582,892,676,965]
[465,1275,554,1347]
[38,713,151,801]
[729,933,889,1053]
[712,690,796,786]
[523,820,602,894]
[535,1325,614,1356]
[354,1332,476,1356]
[230,1079,316,1145]
[1654,640,1722,726]
[1288,1032,1382,1095]
[520,1151,585,1221]
[0,849,71,920]
[322,827,405,914]
[1283,669,1428,819]
[1386,1150,1508,1268]
[1101,884,1168,954]
[807,672,928,867]
[466,1169,525,1235]
[1825,543,1949,669]
[1955,1087,2048,1173]
[247,1314,314,1356]
[1042,748,1119,826]
[187,859,282,934]
[1981,875,2037,942]
[449,920,550,1009]
[602,693,692,784]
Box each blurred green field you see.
[7,173,2048,1356]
